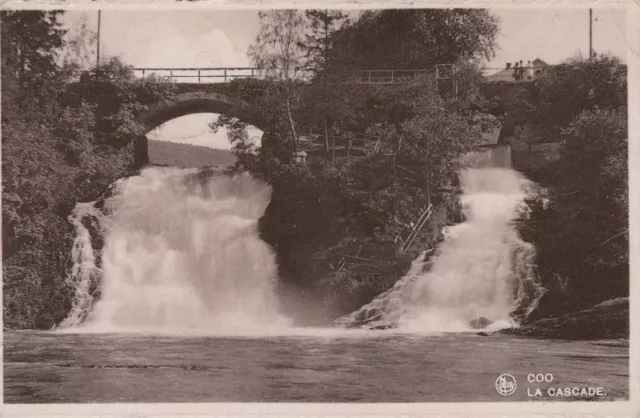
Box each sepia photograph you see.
[1,3,634,412]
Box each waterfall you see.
[465,144,513,169]
[59,166,291,334]
[58,203,104,329]
[337,144,546,332]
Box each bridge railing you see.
[132,67,439,85]
[330,69,434,85]
[75,63,625,86]
[132,67,267,83]
[130,66,543,85]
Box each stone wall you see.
[504,123,561,182]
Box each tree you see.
[64,58,175,145]
[509,55,629,314]
[301,10,349,75]
[530,55,627,141]
[1,11,67,103]
[210,77,304,176]
[330,9,499,70]
[557,108,628,266]
[59,12,98,71]
[248,10,306,156]
[300,10,349,155]
[1,11,175,330]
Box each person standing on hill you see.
[519,60,525,80]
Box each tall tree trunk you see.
[285,77,298,155]
[393,137,402,188]
[322,71,329,153]
[331,131,336,161]
[425,171,432,206]
[324,117,329,153]
[285,92,297,155]
[323,11,330,154]
[18,45,25,84]
[423,146,432,206]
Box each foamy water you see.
[399,167,542,330]
[338,146,545,332]
[60,167,292,334]
[61,145,544,336]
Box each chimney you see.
[506,62,511,69]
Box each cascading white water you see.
[338,145,545,332]
[58,203,105,329]
[59,166,291,334]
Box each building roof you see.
[485,68,520,83]
[484,58,548,84]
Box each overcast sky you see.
[63,8,631,150]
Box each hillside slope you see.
[148,140,236,168]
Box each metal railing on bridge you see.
[132,67,440,85]
[133,67,267,83]
[77,63,625,86]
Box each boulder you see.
[500,297,628,340]
[469,317,493,329]
[368,321,397,330]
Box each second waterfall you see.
[337,145,547,332]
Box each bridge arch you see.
[139,91,262,133]
[135,90,263,167]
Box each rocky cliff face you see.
[257,163,460,325]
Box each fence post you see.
[142,69,145,78]
[251,68,255,78]
[391,70,394,84]
[198,69,201,83]
[224,68,227,82]
[170,70,173,82]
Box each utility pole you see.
[97,10,102,67]
[589,9,593,60]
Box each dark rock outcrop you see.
[499,297,629,340]
[469,317,493,329]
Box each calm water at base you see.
[3,330,628,403]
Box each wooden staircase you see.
[396,204,434,253]
[336,245,393,274]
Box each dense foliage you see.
[218,13,628,321]
[531,56,627,141]
[330,9,500,70]
[248,11,307,154]
[2,11,174,329]
[212,9,495,317]
[499,55,627,144]
[300,9,349,75]
[514,57,629,320]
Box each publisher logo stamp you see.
[496,374,517,396]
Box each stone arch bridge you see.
[133,66,502,163]
[138,79,263,133]
[136,66,455,132]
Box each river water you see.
[4,331,628,403]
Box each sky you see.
[63,8,631,150]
